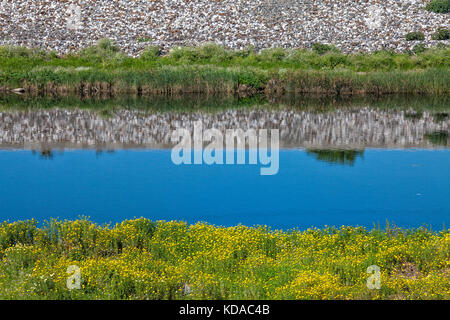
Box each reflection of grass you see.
[1,93,449,114]
[0,218,448,300]
[433,112,449,122]
[306,149,364,166]
[404,112,423,120]
[425,131,449,146]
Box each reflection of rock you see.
[0,107,448,149]
[306,149,364,166]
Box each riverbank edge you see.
[1,42,449,97]
[1,68,449,97]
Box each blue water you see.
[0,149,448,230]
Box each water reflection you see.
[31,149,54,159]
[434,112,448,122]
[0,107,448,150]
[0,93,448,113]
[425,131,449,147]
[306,149,364,166]
[0,94,448,150]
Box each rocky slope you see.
[0,0,448,55]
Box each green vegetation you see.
[425,0,450,13]
[405,32,425,41]
[306,150,364,166]
[137,37,153,43]
[140,46,162,61]
[0,218,448,300]
[311,43,340,55]
[412,44,427,54]
[0,41,449,96]
[432,28,450,40]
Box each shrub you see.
[320,52,349,69]
[0,46,56,60]
[425,0,450,13]
[140,46,161,61]
[258,48,287,62]
[168,43,232,64]
[95,38,120,54]
[137,37,152,43]
[431,28,450,40]
[2,244,38,275]
[79,38,125,62]
[197,43,232,63]
[406,32,425,41]
[412,44,427,54]
[233,46,254,59]
[312,43,340,55]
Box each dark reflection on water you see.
[434,113,449,122]
[1,93,449,113]
[306,149,364,166]
[38,149,53,159]
[425,131,448,147]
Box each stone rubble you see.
[0,108,448,149]
[0,0,448,55]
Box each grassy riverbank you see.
[0,218,448,300]
[0,40,449,96]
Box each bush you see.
[320,53,349,69]
[79,38,125,62]
[198,43,233,63]
[168,43,232,64]
[425,0,450,13]
[312,43,340,55]
[95,38,120,54]
[140,46,161,61]
[0,46,56,60]
[258,48,287,62]
[412,44,427,54]
[406,32,425,41]
[137,37,152,43]
[431,28,450,40]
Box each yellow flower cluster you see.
[0,218,448,299]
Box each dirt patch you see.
[396,262,420,279]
